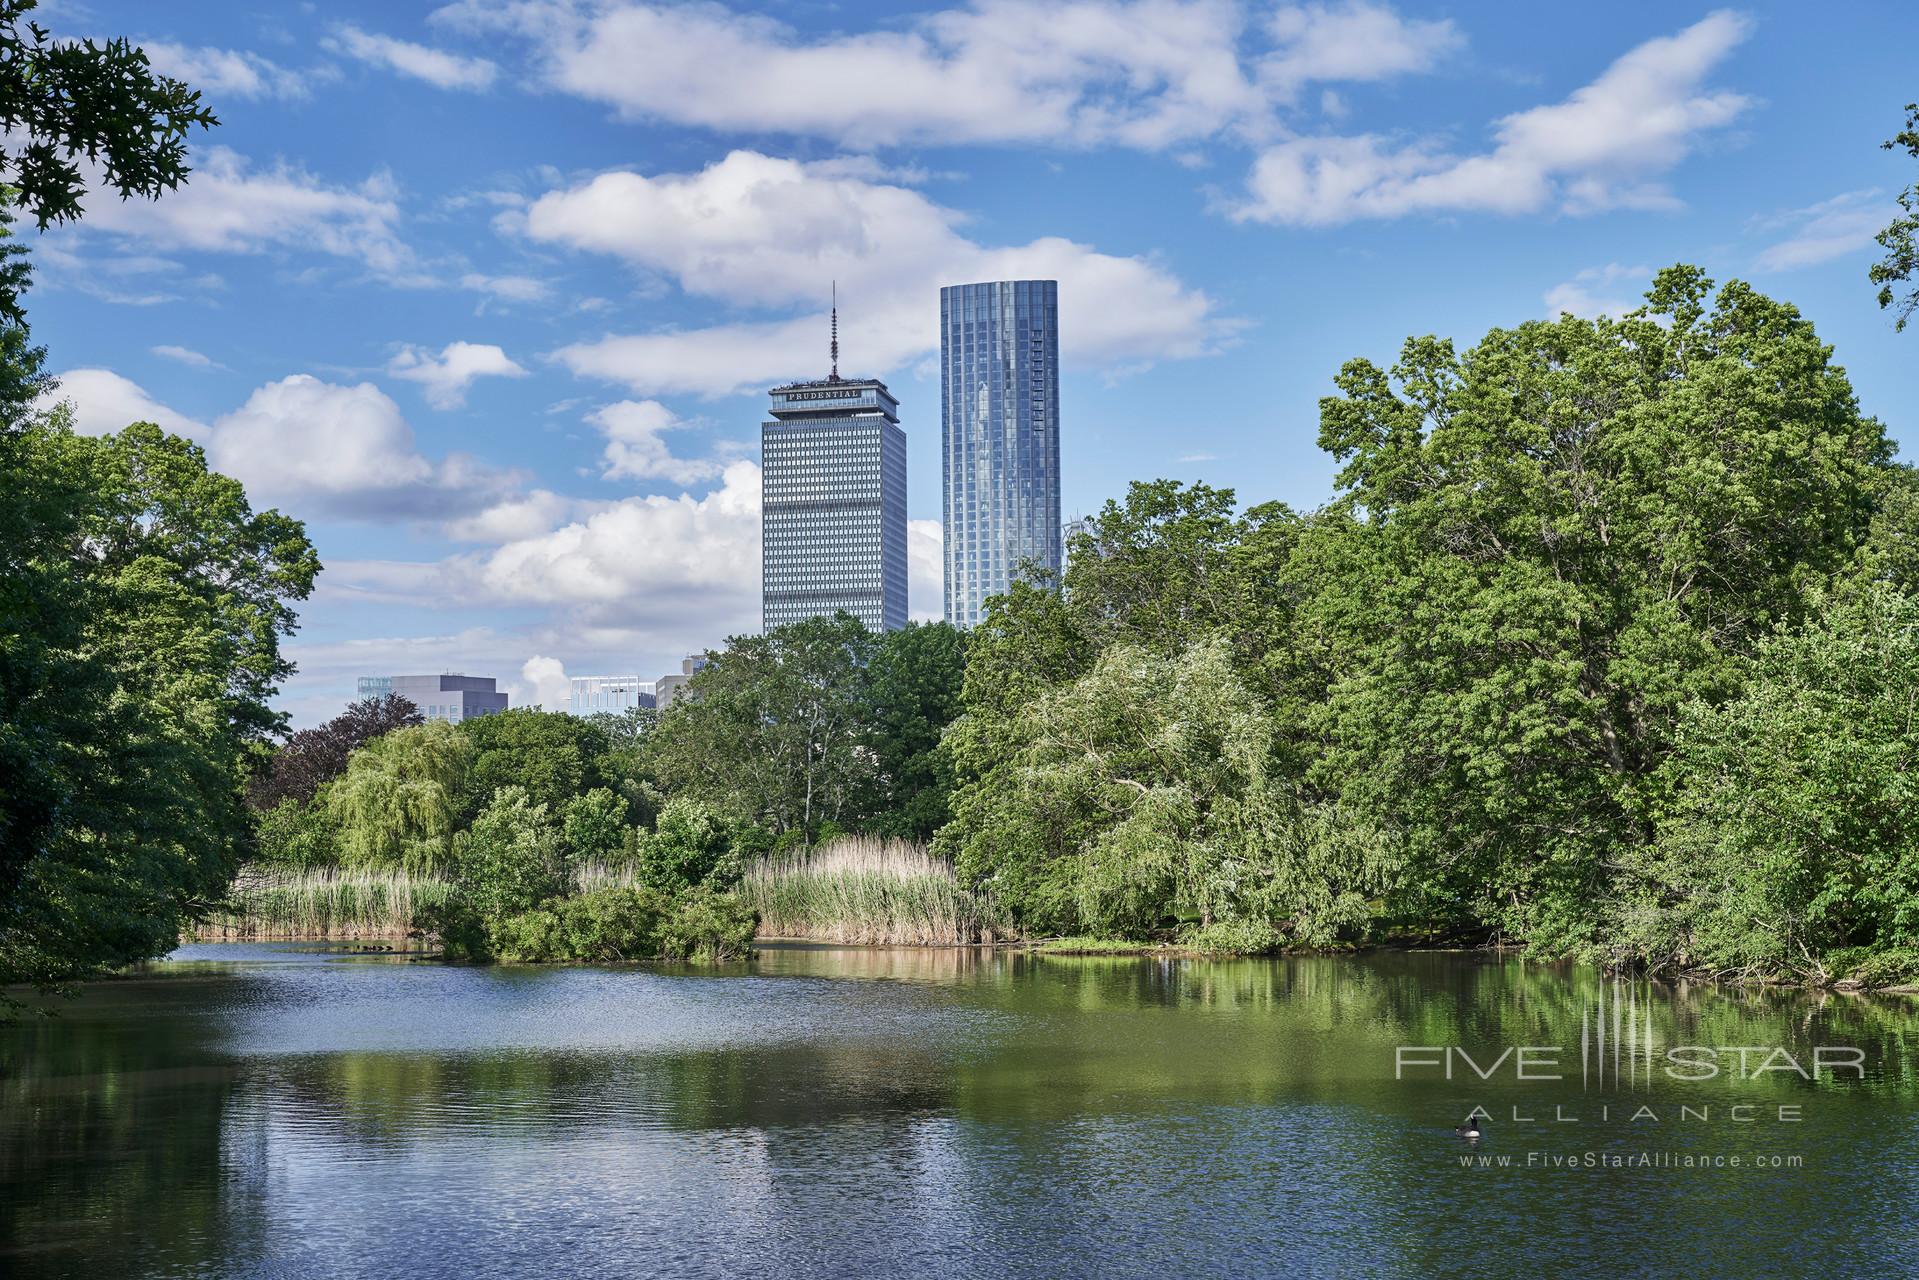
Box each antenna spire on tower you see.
[830,280,840,381]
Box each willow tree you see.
[327,723,472,873]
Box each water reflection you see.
[5,945,1919,1277]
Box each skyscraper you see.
[761,296,908,632]
[940,279,1060,628]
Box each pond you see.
[4,943,1916,1277]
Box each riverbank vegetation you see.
[6,20,1918,994]
[743,838,1007,945]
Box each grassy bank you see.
[742,838,1009,945]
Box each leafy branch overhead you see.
[1872,102,1919,331]
[0,0,218,229]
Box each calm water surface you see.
[4,943,1918,1278]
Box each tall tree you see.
[1872,103,1919,331]
[1307,267,1892,950]
[862,622,967,840]
[458,708,614,821]
[1,419,318,989]
[646,615,877,838]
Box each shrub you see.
[637,796,741,894]
[657,888,758,962]
[454,786,574,920]
[563,787,628,864]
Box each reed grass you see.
[742,837,1009,945]
[196,866,455,940]
[198,861,646,940]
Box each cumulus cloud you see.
[528,150,1234,395]
[443,489,603,543]
[47,368,523,522]
[208,374,521,518]
[1232,11,1753,225]
[520,655,572,709]
[1543,263,1652,319]
[77,146,414,274]
[330,25,499,90]
[433,0,1458,149]
[1753,190,1898,272]
[142,42,308,101]
[477,459,761,617]
[387,341,529,408]
[589,399,722,485]
[41,368,207,438]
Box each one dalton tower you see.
[760,287,907,632]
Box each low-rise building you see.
[356,673,508,724]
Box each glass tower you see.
[761,367,908,633]
[940,279,1060,628]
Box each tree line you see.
[4,0,1918,993]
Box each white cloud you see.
[434,0,1458,150]
[143,42,307,101]
[387,341,529,408]
[208,374,519,518]
[78,146,413,274]
[41,368,207,438]
[477,460,761,619]
[461,271,552,303]
[520,655,572,710]
[1232,11,1753,225]
[444,489,601,543]
[1543,263,1652,319]
[331,26,499,90]
[46,369,517,520]
[151,344,223,370]
[1753,190,1897,272]
[589,399,722,485]
[1260,3,1461,99]
[907,518,944,622]
[529,150,1234,396]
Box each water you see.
[4,943,1918,1278]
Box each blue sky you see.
[31,0,1919,725]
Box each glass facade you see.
[761,376,908,632]
[567,676,655,716]
[940,280,1060,628]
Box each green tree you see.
[636,796,741,894]
[1,418,318,989]
[646,615,877,837]
[1626,587,1919,978]
[1872,103,1919,331]
[459,708,612,821]
[562,787,628,865]
[248,693,421,810]
[943,637,1393,942]
[863,621,967,839]
[1307,267,1892,951]
[453,786,574,922]
[0,1,218,231]
[326,722,470,874]
[255,799,340,871]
